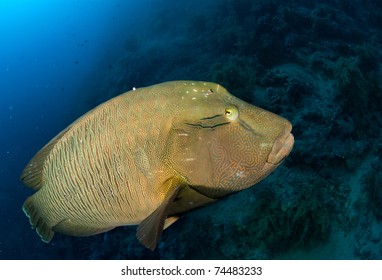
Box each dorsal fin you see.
[20,126,71,191]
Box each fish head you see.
[165,81,294,198]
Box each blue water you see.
[0,0,152,258]
[1,0,381,259]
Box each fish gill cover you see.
[0,0,381,259]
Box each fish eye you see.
[225,106,238,121]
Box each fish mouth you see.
[267,125,294,165]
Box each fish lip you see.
[266,125,294,165]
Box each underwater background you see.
[0,0,381,259]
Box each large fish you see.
[21,81,294,250]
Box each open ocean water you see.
[0,0,381,260]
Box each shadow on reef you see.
[69,0,382,259]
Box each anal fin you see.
[52,219,115,237]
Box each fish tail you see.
[22,196,54,243]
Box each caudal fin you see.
[22,196,54,243]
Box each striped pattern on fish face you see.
[163,81,294,198]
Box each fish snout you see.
[267,125,294,165]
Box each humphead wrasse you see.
[21,81,294,250]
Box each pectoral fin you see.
[136,178,217,251]
[136,184,182,251]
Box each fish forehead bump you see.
[168,81,236,108]
[173,81,225,91]
[167,81,232,99]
